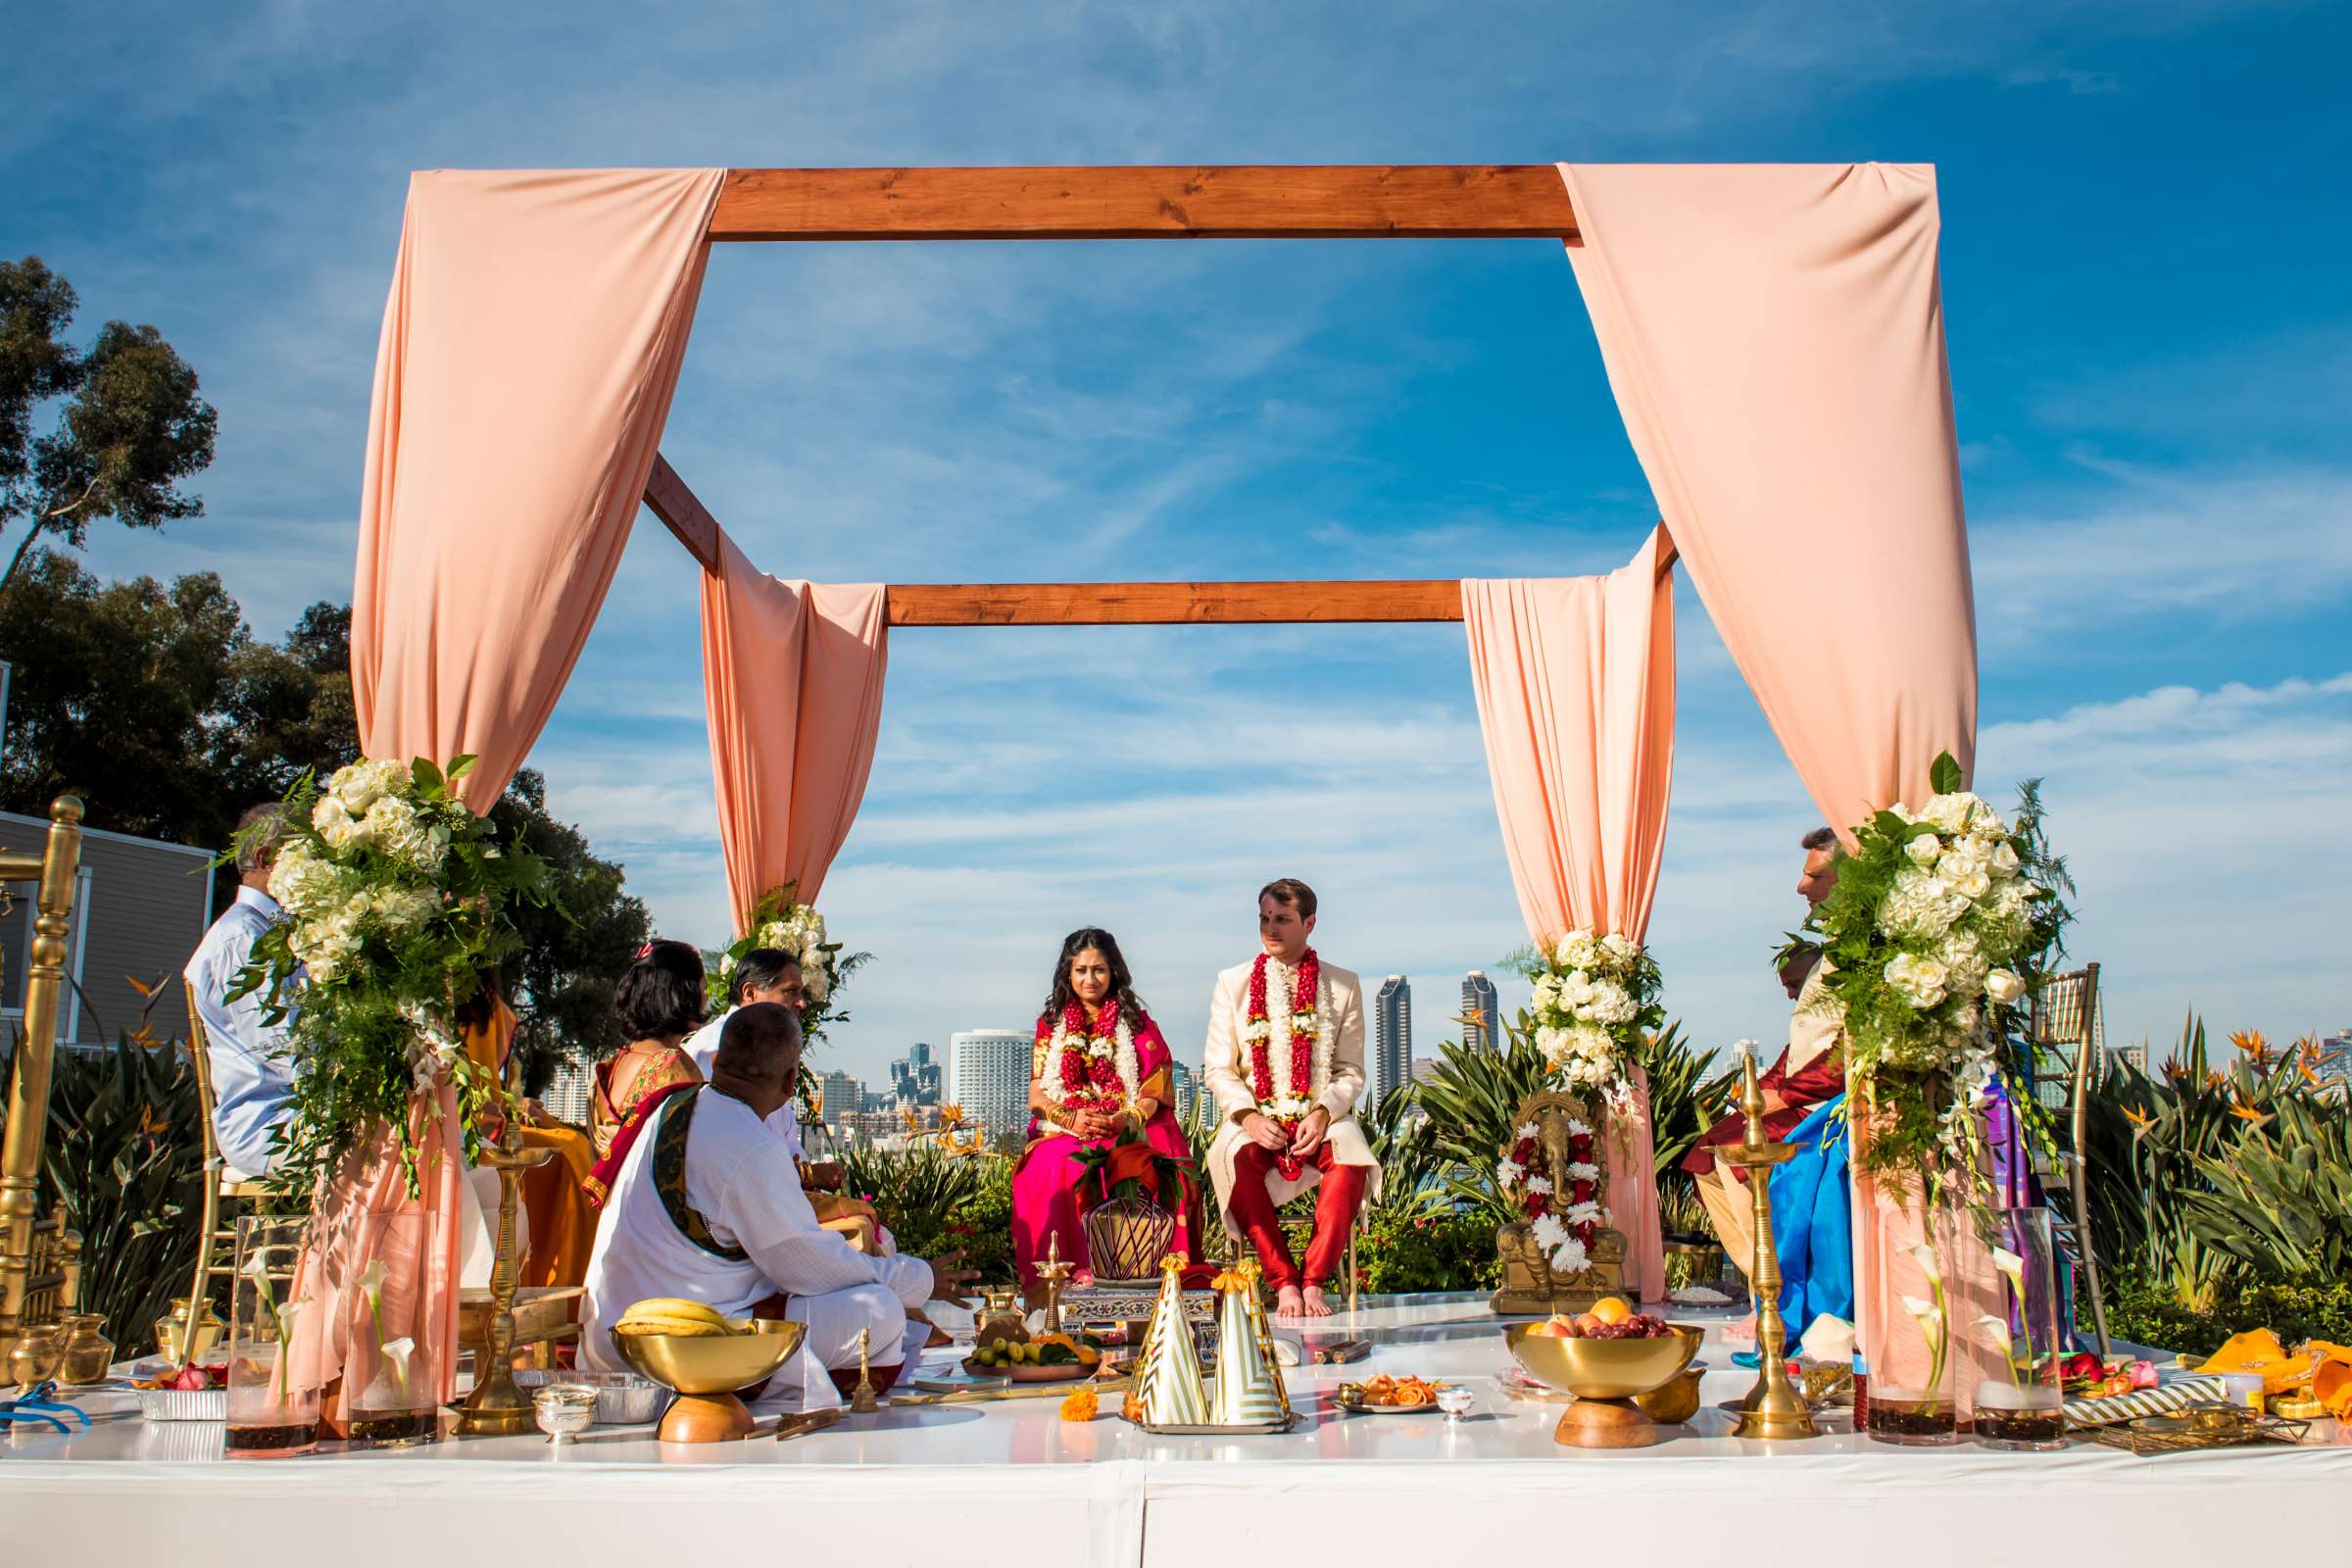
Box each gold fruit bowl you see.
[1504,1322,1701,1400]
[615,1320,805,1396]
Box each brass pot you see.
[1080,1198,1175,1283]
[1635,1366,1703,1424]
[155,1297,224,1364]
[7,1323,64,1387]
[56,1313,117,1386]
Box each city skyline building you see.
[1169,1059,1198,1124]
[1373,975,1412,1111]
[950,1028,1033,1144]
[890,1041,943,1107]
[2317,1028,2352,1088]
[1461,970,1500,1054]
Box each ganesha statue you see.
[1491,1089,1626,1316]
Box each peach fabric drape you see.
[1462,528,1675,1302]
[1556,163,1996,1408]
[353,167,724,810]
[701,530,889,927]
[337,167,722,1402]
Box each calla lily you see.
[358,1257,392,1348]
[379,1336,416,1400]
[1974,1313,2024,1385]
[1909,1243,1942,1285]
[1990,1247,2035,1371]
[1900,1294,1943,1328]
[268,1296,314,1407]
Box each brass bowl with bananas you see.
[611,1298,806,1442]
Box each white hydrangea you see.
[1598,931,1638,968]
[1553,930,1599,971]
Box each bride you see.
[1009,928,1199,1300]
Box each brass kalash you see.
[1715,1046,1819,1442]
[1491,1089,1627,1316]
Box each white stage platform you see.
[8,1294,2348,1567]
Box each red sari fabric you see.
[1682,1049,1846,1180]
[1009,1015,1198,1289]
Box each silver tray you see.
[1129,1412,1298,1436]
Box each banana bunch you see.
[615,1298,750,1338]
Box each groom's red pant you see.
[1227,1143,1368,1291]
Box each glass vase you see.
[225,1215,321,1457]
[338,1211,440,1446]
[1867,1204,1959,1447]
[1976,1205,2068,1451]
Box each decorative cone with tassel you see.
[1209,1261,1288,1425]
[1132,1253,1208,1426]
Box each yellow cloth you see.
[461,1000,602,1288]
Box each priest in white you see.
[1202,878,1382,1320]
[581,1003,968,1394]
[684,947,889,1253]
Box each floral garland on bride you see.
[1495,1116,1606,1277]
[1040,996,1141,1124]
[1242,949,1335,1180]
[1510,927,1665,1124]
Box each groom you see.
[1203,878,1382,1319]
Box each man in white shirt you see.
[182,803,297,1181]
[581,1003,970,1395]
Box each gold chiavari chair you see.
[2029,962,2109,1354]
[180,981,285,1301]
[0,797,85,1366]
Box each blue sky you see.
[8,1,2348,1090]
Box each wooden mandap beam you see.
[642,457,1675,623]
[708,166,1578,242]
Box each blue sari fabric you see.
[1767,1093,1853,1329]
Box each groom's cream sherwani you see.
[1201,956,1384,1232]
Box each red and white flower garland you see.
[1494,1118,1608,1277]
[1040,996,1139,1129]
[1242,950,1334,1179]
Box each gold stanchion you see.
[0,797,83,1364]
[454,1108,552,1436]
[1720,1046,1819,1441]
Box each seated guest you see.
[1010,928,1199,1301]
[457,972,600,1288]
[585,940,708,1200]
[1687,828,1845,1281]
[183,803,298,1180]
[1202,879,1381,1320]
[579,1003,974,1392]
[686,948,887,1251]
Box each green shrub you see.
[1,1029,207,1348]
[2086,1272,2352,1357]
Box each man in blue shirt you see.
[183,803,298,1180]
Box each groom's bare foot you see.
[1274,1285,1306,1320]
[1299,1285,1336,1318]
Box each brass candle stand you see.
[848,1327,881,1415]
[1718,1048,1819,1442]
[1032,1232,1075,1338]
[453,1112,552,1437]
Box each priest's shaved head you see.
[713,1001,804,1100]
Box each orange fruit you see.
[1591,1297,1634,1325]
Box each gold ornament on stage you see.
[1208,1259,1289,1425]
[1130,1253,1209,1426]
[612,1302,803,1444]
[1491,1089,1627,1316]
[1718,1045,1819,1442]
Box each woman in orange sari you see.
[455,972,600,1289]
[583,939,708,1205]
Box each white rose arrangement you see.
[710,883,867,1047]
[1808,752,2070,1211]
[1512,926,1663,1124]
[228,755,552,1200]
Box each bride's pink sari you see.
[1009,1013,1199,1289]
